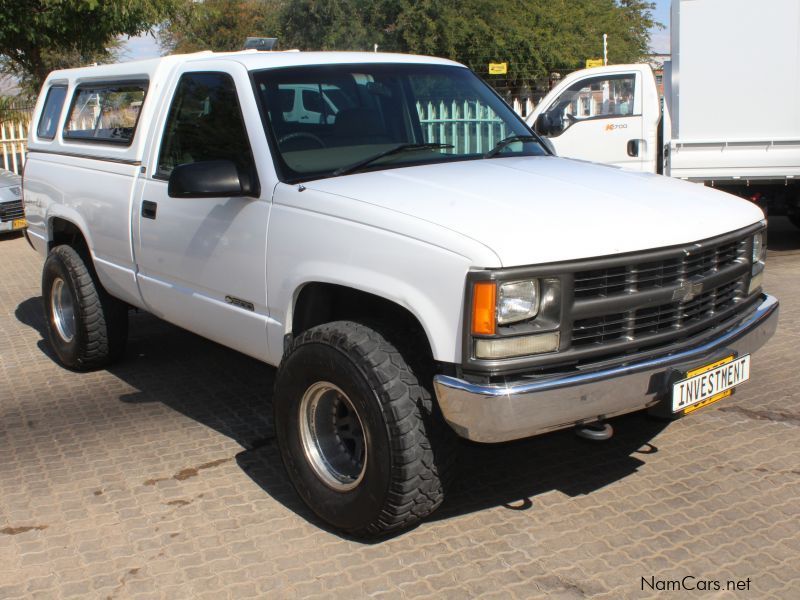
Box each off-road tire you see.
[274,320,456,537]
[42,245,128,370]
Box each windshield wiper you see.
[333,143,454,176]
[484,135,541,158]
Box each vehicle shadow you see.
[15,297,670,542]
[767,216,800,253]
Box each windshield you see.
[253,63,547,182]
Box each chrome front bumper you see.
[434,294,779,443]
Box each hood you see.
[304,157,765,267]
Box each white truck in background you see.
[527,0,800,226]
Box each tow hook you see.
[575,420,613,441]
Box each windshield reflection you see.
[253,63,546,182]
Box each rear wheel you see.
[274,320,455,537]
[42,245,128,370]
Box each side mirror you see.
[168,160,257,198]
[534,113,551,136]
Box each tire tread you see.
[43,245,127,370]
[285,320,456,536]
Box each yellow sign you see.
[488,62,508,75]
[585,58,604,68]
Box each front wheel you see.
[42,245,128,370]
[274,321,454,537]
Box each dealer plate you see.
[12,218,27,230]
[672,355,750,414]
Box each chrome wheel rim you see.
[51,277,76,343]
[299,381,367,491]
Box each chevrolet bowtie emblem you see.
[673,280,704,303]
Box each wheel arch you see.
[47,213,92,257]
[289,282,437,364]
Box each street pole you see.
[603,34,608,66]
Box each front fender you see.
[266,203,484,365]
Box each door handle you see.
[141,200,157,220]
[627,139,640,157]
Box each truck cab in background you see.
[527,0,800,227]
[529,64,660,173]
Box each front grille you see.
[0,199,24,222]
[570,231,752,352]
[573,280,743,346]
[574,239,743,298]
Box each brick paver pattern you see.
[1,220,799,599]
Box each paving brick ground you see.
[1,218,799,600]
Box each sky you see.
[649,0,671,54]
[118,0,673,62]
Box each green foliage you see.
[0,0,178,96]
[277,0,660,90]
[279,0,399,51]
[160,0,660,93]
[161,0,283,54]
[0,95,26,123]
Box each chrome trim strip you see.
[26,149,141,166]
[434,294,778,442]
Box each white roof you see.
[43,50,464,84]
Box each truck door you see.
[528,66,659,172]
[132,65,272,362]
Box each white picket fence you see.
[511,97,536,120]
[1,119,29,175]
[415,97,535,153]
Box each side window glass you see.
[157,72,255,178]
[37,85,68,140]
[535,74,636,137]
[64,83,147,144]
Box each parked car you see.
[23,50,778,537]
[0,168,26,235]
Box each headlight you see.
[749,231,766,294]
[752,232,765,263]
[469,276,562,360]
[497,280,539,324]
[475,332,560,359]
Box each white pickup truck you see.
[23,50,778,537]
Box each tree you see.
[0,1,178,96]
[160,0,283,54]
[277,0,660,92]
[158,0,660,95]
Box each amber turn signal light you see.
[471,281,497,335]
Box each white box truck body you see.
[528,0,800,223]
